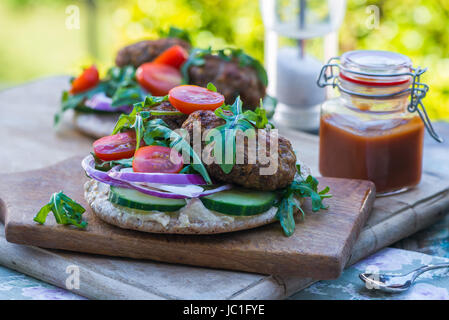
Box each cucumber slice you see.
[109,186,186,212]
[200,188,277,216]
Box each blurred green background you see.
[0,0,448,120]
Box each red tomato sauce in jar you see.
[316,50,442,195]
[319,114,424,193]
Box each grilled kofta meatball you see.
[181,110,297,190]
[188,55,266,110]
[146,101,188,130]
[181,110,225,145]
[207,130,297,190]
[115,38,190,68]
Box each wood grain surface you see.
[0,156,375,279]
[0,77,448,299]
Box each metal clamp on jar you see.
[316,50,442,196]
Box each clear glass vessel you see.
[317,50,441,195]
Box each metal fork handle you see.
[411,263,449,281]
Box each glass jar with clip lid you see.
[317,50,442,196]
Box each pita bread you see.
[73,112,119,139]
[84,162,311,235]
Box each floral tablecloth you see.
[0,266,82,300]
[291,248,449,300]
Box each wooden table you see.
[0,77,448,299]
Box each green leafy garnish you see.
[181,47,268,86]
[165,26,191,44]
[55,82,108,126]
[34,192,87,229]
[112,101,212,184]
[91,152,133,171]
[55,65,145,126]
[207,82,217,92]
[209,97,273,174]
[144,118,212,184]
[275,165,332,237]
[106,65,145,107]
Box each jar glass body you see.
[319,90,425,195]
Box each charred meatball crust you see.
[115,38,190,68]
[181,110,297,190]
[207,131,297,191]
[188,55,266,110]
[147,101,188,130]
[181,110,225,145]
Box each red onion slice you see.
[198,184,232,196]
[85,93,133,113]
[81,155,232,199]
[108,170,207,185]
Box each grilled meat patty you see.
[115,38,191,68]
[116,40,266,110]
[188,55,266,110]
[181,110,297,190]
[147,101,188,130]
[181,110,225,145]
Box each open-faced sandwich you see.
[57,27,273,139]
[81,84,330,236]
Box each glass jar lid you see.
[339,50,412,86]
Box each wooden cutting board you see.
[0,156,375,279]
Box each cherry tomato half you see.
[93,131,137,161]
[70,65,99,95]
[153,45,189,69]
[168,85,225,114]
[136,62,182,96]
[132,146,184,173]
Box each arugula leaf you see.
[111,103,212,184]
[112,95,169,135]
[55,82,108,126]
[34,192,87,229]
[213,101,253,173]
[207,82,217,92]
[105,65,146,107]
[144,119,212,184]
[275,166,332,237]
[243,106,271,129]
[55,65,145,127]
[210,97,272,174]
[166,26,191,44]
[91,152,133,171]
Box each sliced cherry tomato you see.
[93,131,137,161]
[136,62,182,96]
[168,85,225,114]
[132,146,184,173]
[70,65,99,95]
[153,45,189,69]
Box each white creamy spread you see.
[83,179,269,229]
[84,179,172,227]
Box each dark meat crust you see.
[207,131,297,190]
[115,38,191,68]
[181,110,225,144]
[146,101,188,130]
[181,110,297,190]
[188,55,266,110]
